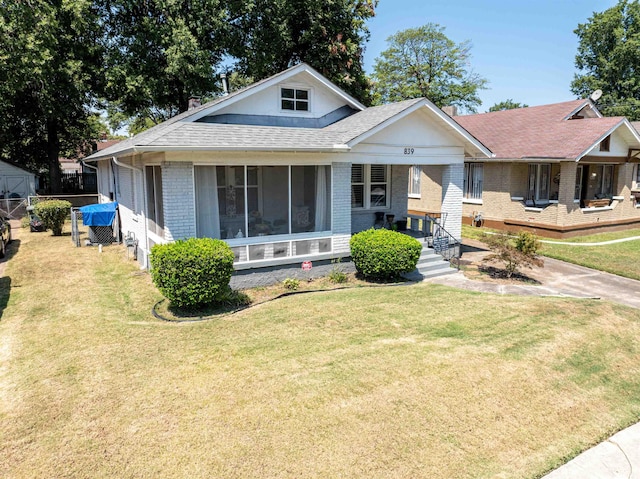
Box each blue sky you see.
[363,0,619,111]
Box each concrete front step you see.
[404,245,458,281]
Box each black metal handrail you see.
[426,214,461,269]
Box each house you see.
[410,100,640,238]
[83,63,491,270]
[0,159,36,199]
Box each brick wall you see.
[332,162,351,236]
[161,162,196,241]
[351,164,409,232]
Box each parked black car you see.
[0,217,11,258]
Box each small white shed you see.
[0,160,36,199]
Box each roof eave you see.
[346,99,494,158]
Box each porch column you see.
[441,163,463,240]
[331,162,352,255]
[162,161,196,241]
[557,162,578,226]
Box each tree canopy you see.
[572,0,640,119]
[0,0,377,193]
[226,0,377,105]
[488,100,529,112]
[0,0,105,193]
[371,23,487,111]
[100,0,230,128]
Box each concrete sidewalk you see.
[542,423,640,479]
[426,240,640,478]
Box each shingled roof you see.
[455,99,633,160]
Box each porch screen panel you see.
[145,165,164,237]
[291,165,331,233]
[249,166,288,237]
[217,166,247,239]
[194,166,220,238]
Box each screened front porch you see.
[193,164,333,264]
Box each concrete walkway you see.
[427,240,640,478]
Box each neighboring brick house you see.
[84,63,491,270]
[409,99,640,238]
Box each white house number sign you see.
[403,147,415,155]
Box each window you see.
[574,165,584,201]
[145,165,164,237]
[635,164,640,184]
[599,135,611,152]
[408,165,421,197]
[527,164,550,204]
[351,164,390,209]
[463,163,483,200]
[281,88,309,111]
[589,164,614,197]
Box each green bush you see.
[514,231,540,256]
[283,278,300,290]
[150,238,235,308]
[350,228,422,280]
[481,231,543,278]
[33,200,72,236]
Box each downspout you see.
[111,156,149,268]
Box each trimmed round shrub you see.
[350,228,422,280]
[33,199,72,236]
[150,238,235,308]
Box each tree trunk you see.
[46,118,62,194]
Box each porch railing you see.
[431,220,461,269]
[406,213,461,269]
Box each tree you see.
[572,0,640,120]
[371,23,488,111]
[488,99,529,112]
[0,0,105,193]
[99,0,229,127]
[226,0,377,105]
[481,232,543,279]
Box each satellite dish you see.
[590,89,603,101]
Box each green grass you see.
[2,226,640,478]
[463,225,640,280]
[539,229,640,280]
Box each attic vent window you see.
[281,88,309,111]
[600,135,611,152]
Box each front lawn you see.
[535,228,640,280]
[462,225,640,281]
[2,227,640,478]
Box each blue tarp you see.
[80,202,118,227]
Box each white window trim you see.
[463,163,483,201]
[408,165,421,198]
[351,164,391,210]
[279,84,312,114]
[528,163,551,204]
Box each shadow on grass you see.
[0,276,11,320]
[4,238,20,262]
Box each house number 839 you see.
[404,147,415,155]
